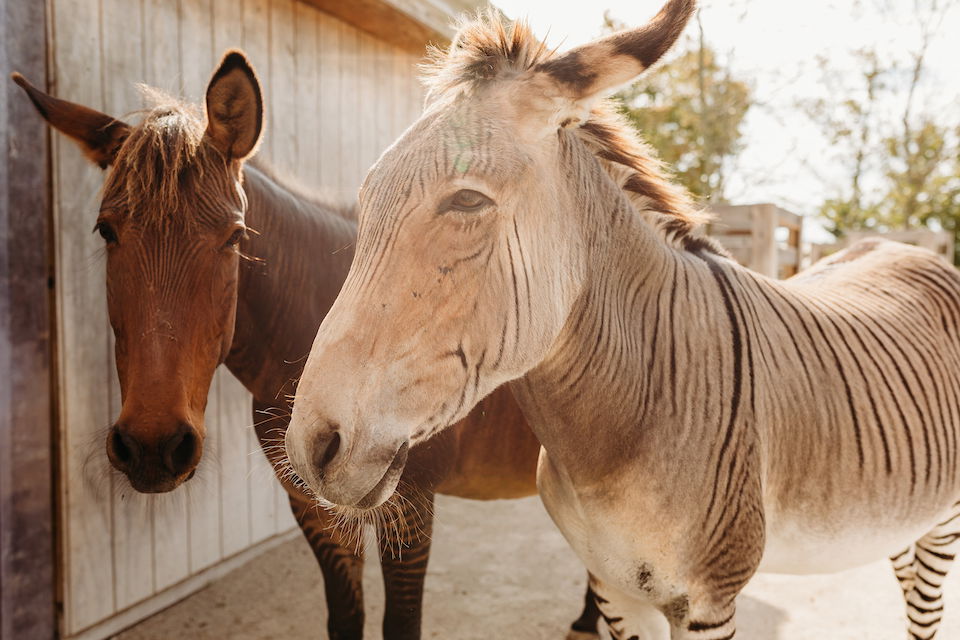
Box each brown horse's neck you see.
[224,162,357,406]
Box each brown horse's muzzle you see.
[107,419,203,493]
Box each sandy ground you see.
[116,495,960,639]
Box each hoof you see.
[566,630,601,640]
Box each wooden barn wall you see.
[1,1,56,638]
[48,0,425,636]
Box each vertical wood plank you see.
[391,47,408,141]
[269,0,297,174]
[317,11,341,195]
[408,52,423,127]
[177,0,223,579]
[52,0,117,630]
[242,0,270,163]
[356,30,377,179]
[268,0,297,533]
[217,373,254,556]
[142,0,180,92]
[241,0,278,543]
[374,39,392,157]
[295,1,320,184]
[0,0,56,635]
[100,0,160,611]
[338,23,360,198]
[211,0,253,560]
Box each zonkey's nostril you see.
[314,429,341,476]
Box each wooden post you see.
[0,0,57,638]
[751,204,778,278]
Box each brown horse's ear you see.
[204,50,263,162]
[11,72,130,169]
[532,0,695,128]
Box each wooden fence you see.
[708,203,803,279]
[810,229,955,265]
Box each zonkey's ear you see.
[11,72,130,169]
[204,49,263,162]
[533,0,696,128]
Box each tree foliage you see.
[802,0,960,260]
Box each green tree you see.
[800,50,888,236]
[605,12,752,204]
[804,0,960,260]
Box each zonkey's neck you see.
[225,163,357,405]
[513,175,735,486]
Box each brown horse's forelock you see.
[101,88,232,228]
[421,11,722,254]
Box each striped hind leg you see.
[902,510,960,639]
[891,545,917,596]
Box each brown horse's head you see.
[15,51,263,492]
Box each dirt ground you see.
[116,495,960,640]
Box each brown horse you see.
[14,52,599,638]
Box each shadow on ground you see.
[117,496,959,639]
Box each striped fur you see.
[287,5,960,639]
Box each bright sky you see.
[494,0,960,241]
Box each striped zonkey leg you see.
[288,492,366,640]
[904,507,960,639]
[591,578,672,640]
[891,546,917,596]
[567,577,602,639]
[378,490,436,640]
[677,603,736,640]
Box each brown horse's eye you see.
[224,228,245,249]
[445,189,493,213]
[95,222,118,244]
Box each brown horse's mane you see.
[421,12,721,253]
[104,86,355,225]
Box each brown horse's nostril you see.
[314,428,341,477]
[109,425,141,471]
[162,423,199,476]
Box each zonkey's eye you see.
[446,189,493,213]
[95,222,118,244]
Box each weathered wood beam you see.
[302,0,479,53]
[0,0,57,637]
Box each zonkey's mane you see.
[422,12,721,253]
[104,87,355,225]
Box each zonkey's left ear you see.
[533,0,696,128]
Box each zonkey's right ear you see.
[532,0,696,129]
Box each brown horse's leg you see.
[378,489,436,640]
[288,492,367,640]
[568,576,602,639]
[253,401,365,640]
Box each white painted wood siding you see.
[49,1,426,636]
